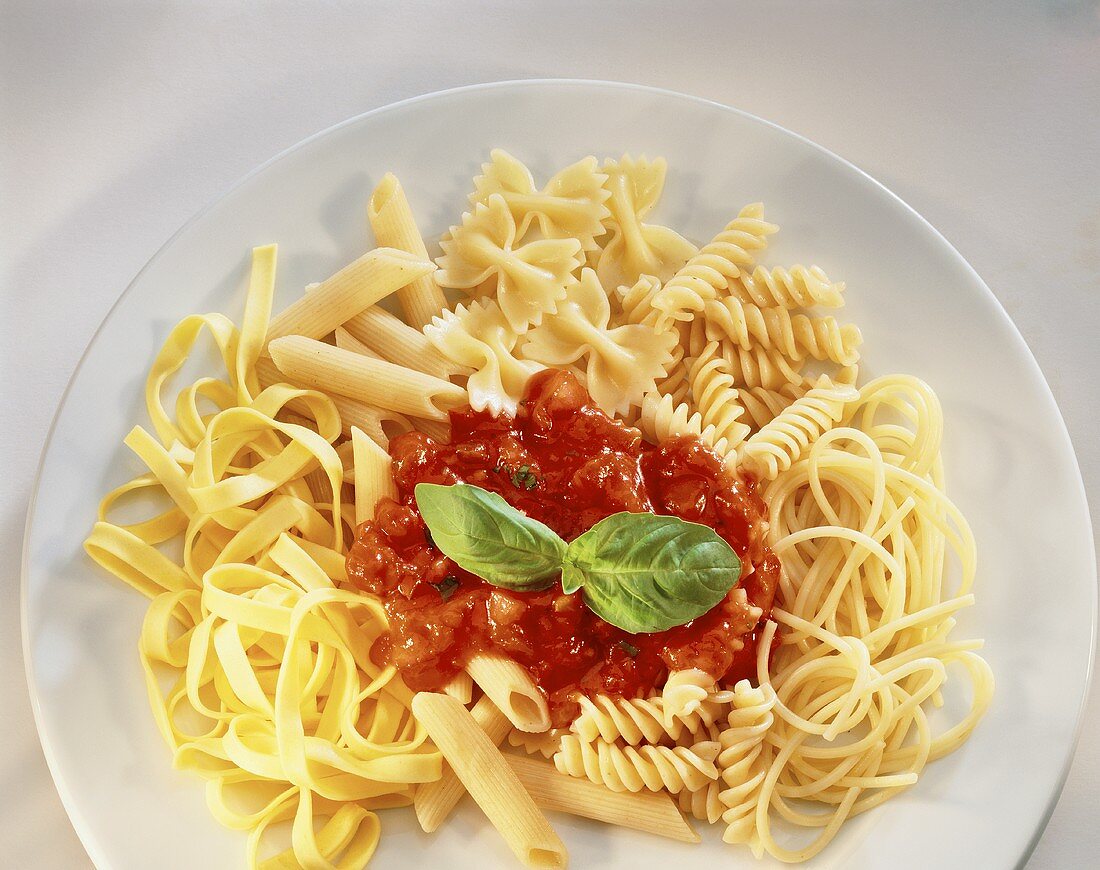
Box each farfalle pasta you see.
[596,155,698,290]
[472,149,611,250]
[425,298,543,416]
[436,193,583,331]
[522,268,676,416]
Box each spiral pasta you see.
[739,378,860,479]
[637,391,731,456]
[651,203,778,331]
[553,735,720,794]
[730,264,844,310]
[613,273,662,327]
[703,297,863,366]
[687,340,751,450]
[507,727,568,759]
[716,341,806,391]
[661,668,716,727]
[715,681,776,852]
[737,383,804,430]
[571,695,726,746]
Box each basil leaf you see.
[414,483,567,591]
[563,513,741,633]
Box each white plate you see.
[23,80,1096,869]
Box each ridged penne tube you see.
[466,653,551,733]
[368,173,448,329]
[268,336,467,421]
[506,755,700,844]
[256,356,416,443]
[411,693,567,869]
[351,427,396,525]
[342,305,455,380]
[441,671,474,704]
[333,326,385,359]
[413,695,510,833]
[265,247,435,344]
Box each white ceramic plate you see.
[23,80,1095,870]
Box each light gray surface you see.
[2,1,1097,867]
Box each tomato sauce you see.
[346,370,779,725]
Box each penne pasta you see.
[411,693,567,869]
[413,694,510,833]
[467,652,551,733]
[342,305,455,380]
[334,326,385,360]
[255,355,417,443]
[265,246,435,345]
[442,671,474,705]
[368,173,448,329]
[268,336,467,421]
[506,755,700,844]
[351,427,397,525]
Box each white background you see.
[2,1,1097,867]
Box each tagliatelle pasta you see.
[86,153,992,869]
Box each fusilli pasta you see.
[651,203,777,331]
[554,735,720,794]
[738,377,860,479]
[704,297,863,366]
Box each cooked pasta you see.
[570,694,724,746]
[413,694,566,868]
[268,335,467,421]
[686,340,751,450]
[637,391,730,456]
[714,680,776,851]
[730,264,845,310]
[265,247,435,344]
[553,735,720,794]
[506,755,700,843]
[508,727,568,759]
[413,694,511,833]
[703,297,863,366]
[522,268,676,416]
[738,377,860,479]
[596,155,697,289]
[436,193,583,331]
[367,173,448,329]
[86,150,992,869]
[425,299,543,416]
[466,652,552,733]
[651,203,777,331]
[472,149,611,249]
[341,304,455,380]
[351,427,396,525]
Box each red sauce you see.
[346,370,780,725]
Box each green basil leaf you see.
[563,513,741,633]
[414,483,567,591]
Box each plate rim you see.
[21,77,1097,869]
